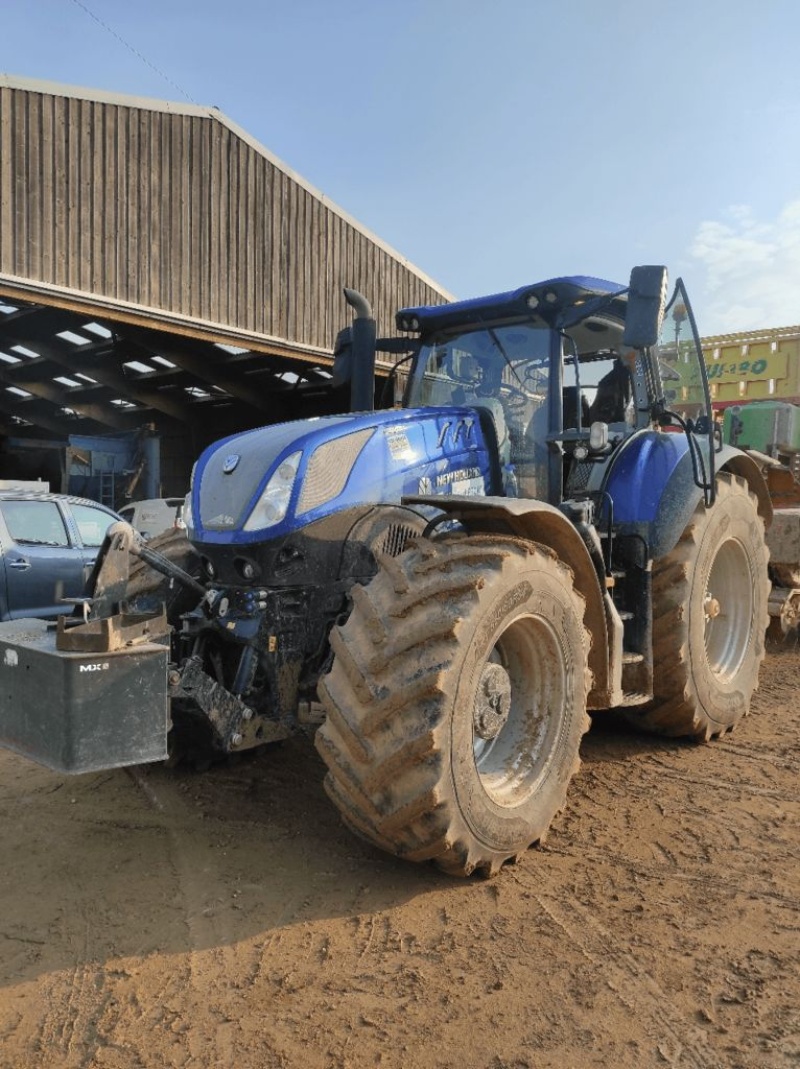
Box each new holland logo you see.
[222,454,241,474]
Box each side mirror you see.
[623,266,669,349]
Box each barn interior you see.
[0,75,451,509]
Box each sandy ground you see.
[0,641,798,1069]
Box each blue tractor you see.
[0,267,772,877]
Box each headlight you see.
[243,451,301,531]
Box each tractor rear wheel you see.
[628,473,769,740]
[316,535,591,877]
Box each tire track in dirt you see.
[0,759,244,1069]
[640,760,798,803]
[522,889,718,1068]
[712,740,796,771]
[1,646,798,1068]
[0,775,131,1069]
[28,930,101,1069]
[124,765,243,1069]
[543,840,800,912]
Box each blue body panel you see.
[604,431,691,522]
[190,408,495,545]
[601,430,714,559]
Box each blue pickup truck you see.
[0,491,121,619]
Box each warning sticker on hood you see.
[385,427,413,461]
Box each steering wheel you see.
[498,384,530,414]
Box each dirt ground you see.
[1,642,798,1069]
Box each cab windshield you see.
[406,321,552,495]
[407,322,551,426]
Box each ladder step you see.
[622,651,643,664]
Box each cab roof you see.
[397,275,628,334]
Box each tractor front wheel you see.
[316,535,591,877]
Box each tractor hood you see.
[187,408,496,545]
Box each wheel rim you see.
[704,537,754,680]
[472,613,567,807]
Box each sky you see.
[2,0,800,335]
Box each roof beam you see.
[0,370,132,430]
[0,329,193,423]
[0,392,99,436]
[119,337,282,414]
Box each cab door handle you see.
[8,557,31,570]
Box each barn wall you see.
[0,81,449,353]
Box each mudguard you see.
[602,432,771,559]
[402,495,620,709]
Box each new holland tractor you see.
[0,267,772,877]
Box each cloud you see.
[689,200,800,335]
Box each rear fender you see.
[717,449,773,525]
[604,433,771,559]
[403,495,616,707]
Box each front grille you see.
[297,429,374,515]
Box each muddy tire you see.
[125,528,201,622]
[316,535,591,877]
[627,473,769,740]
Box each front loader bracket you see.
[169,656,291,753]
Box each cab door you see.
[0,499,86,619]
[657,279,716,500]
[657,281,712,425]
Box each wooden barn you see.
[0,74,451,501]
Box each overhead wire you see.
[66,0,198,104]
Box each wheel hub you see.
[473,663,512,741]
[704,592,721,619]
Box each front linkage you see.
[81,522,315,759]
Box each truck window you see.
[71,503,115,547]
[1,500,70,547]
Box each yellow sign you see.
[704,351,788,384]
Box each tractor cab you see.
[399,269,715,510]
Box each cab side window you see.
[1,500,70,546]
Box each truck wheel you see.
[629,473,769,740]
[316,535,591,877]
